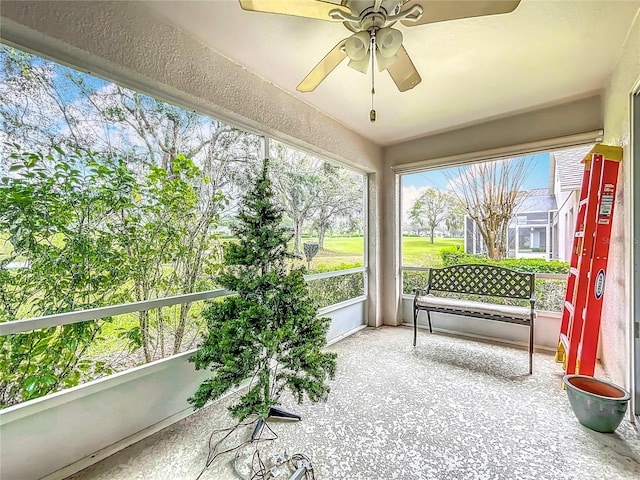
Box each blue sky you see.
[402,152,550,192]
[401,153,550,223]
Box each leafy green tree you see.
[0,44,252,365]
[115,154,223,361]
[0,46,96,153]
[0,146,135,406]
[270,144,323,254]
[409,187,449,244]
[312,163,363,249]
[444,197,465,237]
[189,159,337,421]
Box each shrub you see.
[307,272,365,309]
[402,270,431,295]
[495,258,569,274]
[440,248,569,274]
[440,248,490,267]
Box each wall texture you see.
[385,94,604,169]
[600,10,640,390]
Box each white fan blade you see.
[297,39,348,92]
[239,0,351,22]
[387,46,421,92]
[401,0,520,26]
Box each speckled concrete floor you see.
[67,326,640,480]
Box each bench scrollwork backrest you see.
[427,264,534,300]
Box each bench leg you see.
[427,311,432,334]
[413,306,418,347]
[529,317,534,375]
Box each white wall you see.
[385,94,603,168]
[600,9,640,391]
[322,299,367,342]
[554,189,579,263]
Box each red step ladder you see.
[555,144,622,376]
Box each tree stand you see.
[251,407,302,440]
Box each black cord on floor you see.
[196,418,318,480]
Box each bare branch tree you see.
[446,158,533,259]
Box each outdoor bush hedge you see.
[306,271,365,309]
[494,258,569,274]
[440,247,569,273]
[402,270,431,295]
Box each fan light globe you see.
[376,51,399,71]
[376,28,403,58]
[347,57,370,74]
[344,31,370,61]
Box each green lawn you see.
[1,233,461,271]
[302,236,365,272]
[402,236,464,267]
[301,235,464,271]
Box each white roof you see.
[552,145,593,192]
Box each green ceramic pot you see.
[563,374,630,433]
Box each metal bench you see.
[413,264,537,374]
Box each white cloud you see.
[401,184,429,225]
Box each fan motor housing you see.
[343,0,405,31]
[344,0,405,18]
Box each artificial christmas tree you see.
[189,158,337,424]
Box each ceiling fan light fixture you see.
[376,27,403,58]
[239,0,523,119]
[344,31,371,61]
[347,56,370,74]
[375,50,399,71]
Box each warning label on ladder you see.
[598,184,615,224]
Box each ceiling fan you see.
[239,0,521,121]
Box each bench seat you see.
[415,295,536,323]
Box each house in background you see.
[465,144,592,262]
[509,189,558,259]
[549,144,592,261]
[464,188,558,260]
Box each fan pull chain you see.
[370,31,376,123]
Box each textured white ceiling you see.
[142,0,640,146]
